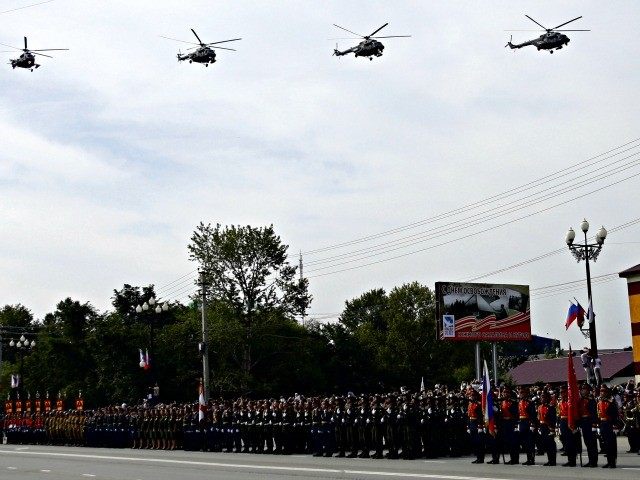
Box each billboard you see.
[435,281,531,341]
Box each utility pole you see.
[200,270,210,402]
[299,251,305,327]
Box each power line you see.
[531,276,619,300]
[307,170,640,278]
[304,138,640,256]
[466,217,640,281]
[154,269,198,293]
[0,0,54,14]
[306,152,640,268]
[530,273,618,292]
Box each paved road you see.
[0,445,639,480]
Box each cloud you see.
[0,1,639,349]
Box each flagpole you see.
[475,343,481,382]
[492,343,498,386]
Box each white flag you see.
[198,381,206,421]
[10,374,19,389]
[587,298,595,324]
[139,349,146,368]
[420,376,425,392]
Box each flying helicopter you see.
[505,15,589,53]
[0,36,68,71]
[160,29,241,67]
[331,23,410,60]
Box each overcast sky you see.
[1,0,639,350]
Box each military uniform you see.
[537,393,557,466]
[578,385,598,467]
[597,386,619,468]
[467,391,484,464]
[517,387,537,465]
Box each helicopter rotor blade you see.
[554,29,590,32]
[0,42,23,50]
[30,48,68,51]
[32,52,53,58]
[210,46,236,51]
[371,35,411,39]
[333,24,364,38]
[525,15,548,30]
[551,16,583,30]
[159,35,200,45]
[191,28,204,45]
[368,23,389,37]
[206,38,242,45]
[328,37,361,40]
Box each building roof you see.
[507,351,633,385]
[619,263,640,278]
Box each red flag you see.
[567,346,579,431]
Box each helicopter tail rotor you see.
[505,35,514,48]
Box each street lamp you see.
[566,218,607,358]
[135,297,170,400]
[9,335,35,397]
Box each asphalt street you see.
[0,445,639,480]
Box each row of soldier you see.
[2,382,639,467]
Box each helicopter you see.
[160,29,241,67]
[1,36,68,71]
[331,23,410,60]
[505,15,589,53]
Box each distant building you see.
[501,334,560,357]
[506,350,634,386]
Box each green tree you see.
[188,223,312,390]
[25,298,99,404]
[0,304,34,328]
[335,282,475,391]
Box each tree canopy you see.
[0,223,483,406]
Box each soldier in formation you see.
[2,381,638,467]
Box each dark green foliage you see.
[0,224,482,404]
[188,223,312,390]
[0,304,34,328]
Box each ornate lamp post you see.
[9,335,35,397]
[566,219,607,358]
[135,297,169,401]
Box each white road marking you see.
[82,475,96,478]
[41,469,51,473]
[7,466,17,469]
[0,450,525,480]
[14,447,29,451]
[623,467,640,470]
